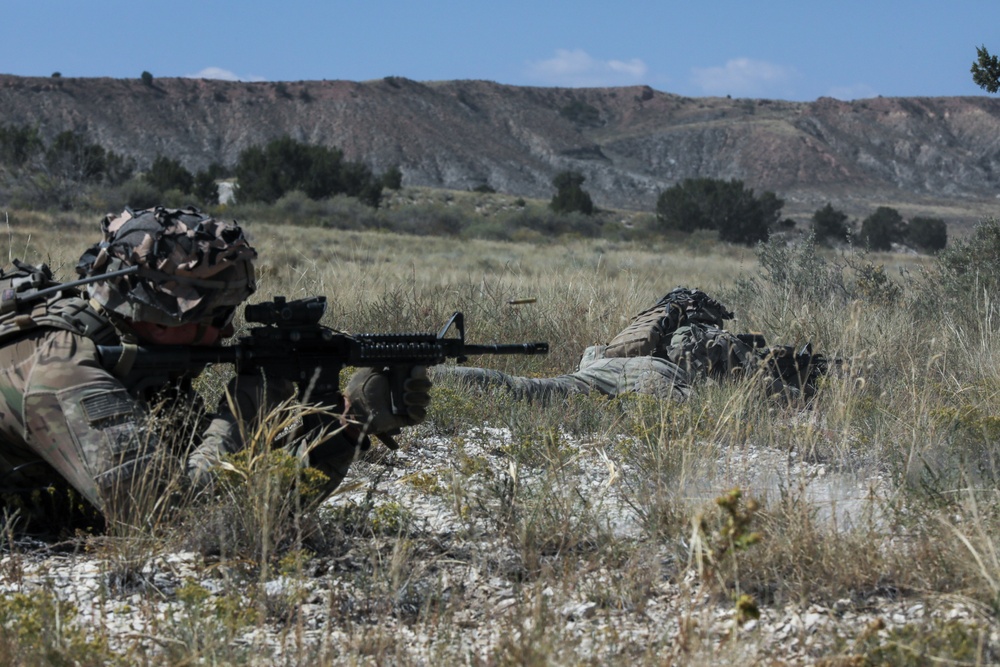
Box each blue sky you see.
[3,1,998,101]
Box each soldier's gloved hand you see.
[345,365,432,437]
[187,420,238,492]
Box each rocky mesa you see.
[2,74,1000,226]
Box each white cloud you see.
[525,49,648,87]
[824,83,878,101]
[690,58,796,97]
[184,67,266,82]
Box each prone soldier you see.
[0,206,431,527]
[441,287,827,402]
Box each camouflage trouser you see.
[440,347,691,402]
[0,329,155,513]
[440,324,810,405]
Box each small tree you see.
[192,169,220,206]
[141,71,154,87]
[859,206,906,251]
[549,170,594,215]
[811,203,851,244]
[381,164,403,190]
[908,217,948,253]
[559,100,602,127]
[273,82,292,99]
[655,177,780,245]
[338,161,383,208]
[234,136,382,207]
[0,123,43,167]
[145,156,194,194]
[972,45,1000,93]
[102,151,136,186]
[45,130,108,182]
[720,189,783,245]
[655,177,715,232]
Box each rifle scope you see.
[245,296,326,326]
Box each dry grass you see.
[0,207,999,664]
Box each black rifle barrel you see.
[462,343,549,356]
[96,340,549,374]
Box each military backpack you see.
[603,287,736,358]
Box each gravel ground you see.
[0,424,996,665]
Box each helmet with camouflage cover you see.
[76,206,257,327]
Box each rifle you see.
[96,296,548,440]
[761,343,829,389]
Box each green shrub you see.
[918,216,1000,337]
[549,170,594,215]
[559,100,602,126]
[729,232,848,306]
[273,82,291,100]
[234,136,382,207]
[859,206,905,250]
[104,178,162,210]
[849,619,997,666]
[656,177,782,245]
[158,187,193,208]
[811,202,851,244]
[145,155,194,194]
[379,201,463,235]
[0,591,116,665]
[908,216,948,252]
[192,168,220,206]
[381,164,403,190]
[45,130,134,185]
[0,123,43,167]
[929,217,1000,297]
[460,217,512,241]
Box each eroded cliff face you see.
[2,74,999,220]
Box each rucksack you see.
[603,287,735,358]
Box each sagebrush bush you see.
[0,592,117,666]
[920,216,1000,332]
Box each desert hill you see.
[2,74,1000,227]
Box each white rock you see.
[560,601,597,620]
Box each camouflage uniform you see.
[442,288,820,401]
[0,207,387,520]
[444,349,693,401]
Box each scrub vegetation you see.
[0,203,997,665]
